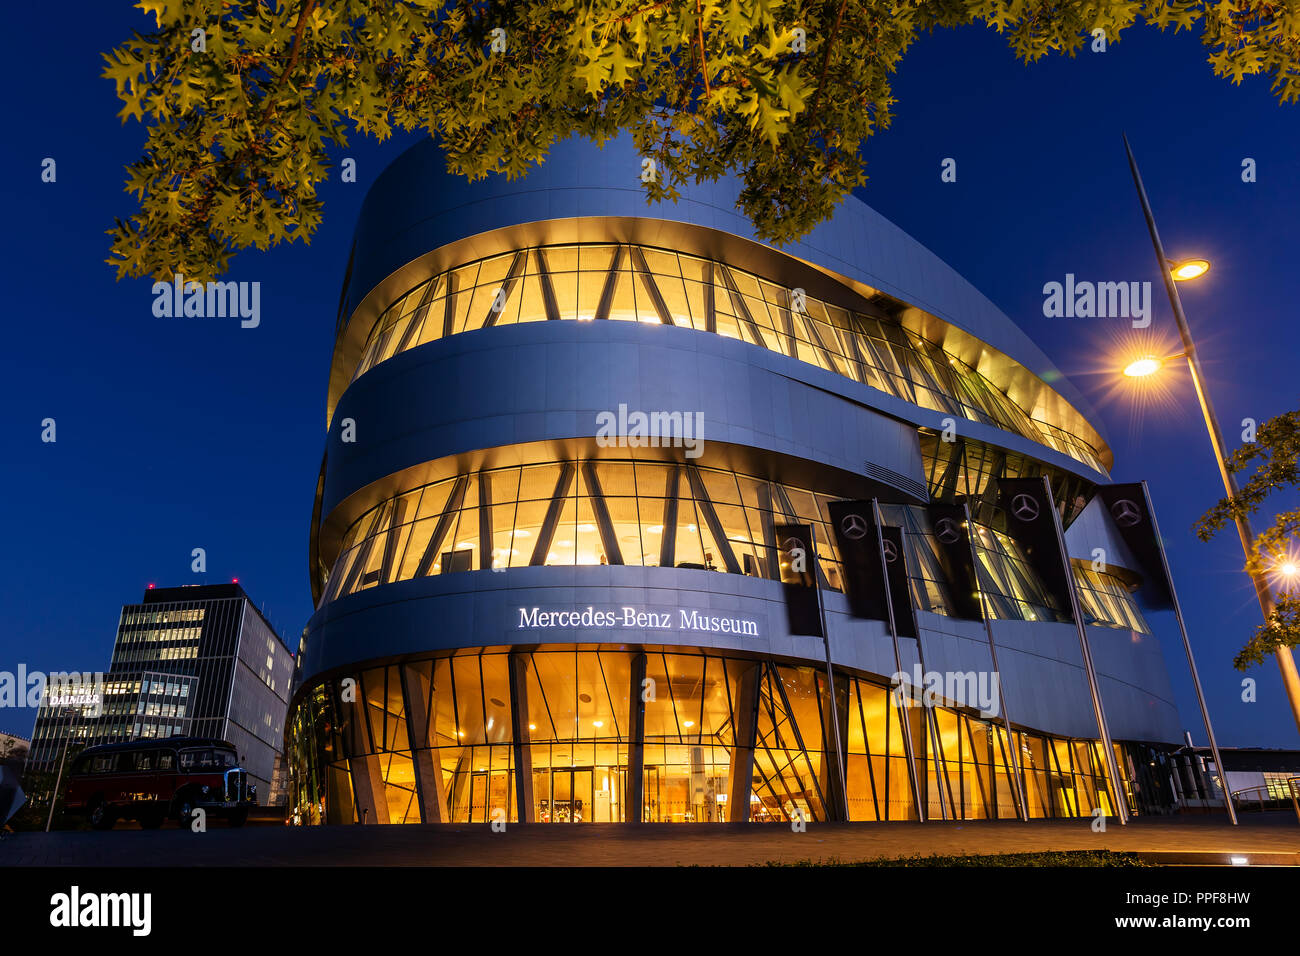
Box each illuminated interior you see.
[919,431,1095,525]
[286,648,1127,826]
[345,243,1106,471]
[316,457,1149,633]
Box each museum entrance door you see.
[534,766,624,822]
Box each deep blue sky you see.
[2,7,1296,748]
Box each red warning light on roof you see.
[147,583,155,589]
[232,577,239,584]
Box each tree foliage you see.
[103,1,1300,281]
[1196,409,1300,670]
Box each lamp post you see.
[1122,134,1300,737]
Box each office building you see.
[28,583,293,802]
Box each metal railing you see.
[1229,777,1300,824]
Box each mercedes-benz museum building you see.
[286,135,1184,827]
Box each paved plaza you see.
[3,814,1297,867]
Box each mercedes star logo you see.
[934,517,961,544]
[781,536,803,553]
[840,513,869,540]
[881,539,899,563]
[1011,493,1040,522]
[1111,499,1142,528]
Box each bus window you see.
[158,752,175,771]
[91,754,119,773]
[180,749,235,771]
[134,752,154,772]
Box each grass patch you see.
[762,850,1149,867]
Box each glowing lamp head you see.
[1170,258,1210,281]
[1123,356,1163,378]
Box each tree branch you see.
[260,0,318,124]
[808,0,849,123]
[695,0,711,102]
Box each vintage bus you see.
[63,737,257,830]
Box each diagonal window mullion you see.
[658,464,681,569]
[702,261,716,333]
[441,271,459,339]
[482,250,527,328]
[581,460,624,565]
[395,276,440,356]
[857,683,881,820]
[795,305,842,373]
[529,653,560,740]
[596,653,623,740]
[685,464,741,573]
[528,462,576,565]
[755,670,802,811]
[414,475,469,578]
[478,472,494,571]
[379,496,410,584]
[533,247,562,321]
[629,246,675,325]
[594,245,625,320]
[716,263,768,348]
[757,481,780,580]
[337,500,393,598]
[771,669,829,820]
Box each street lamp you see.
[1123,134,1300,737]
[1122,355,1164,378]
[1169,258,1211,282]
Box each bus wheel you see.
[89,800,115,831]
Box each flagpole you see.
[872,499,929,822]
[1140,481,1238,824]
[809,524,849,821]
[46,738,69,832]
[1124,134,1300,735]
[961,502,1030,821]
[1041,477,1130,825]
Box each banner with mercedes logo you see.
[773,522,823,636]
[827,500,916,637]
[1097,482,1174,609]
[925,503,984,621]
[995,477,1075,620]
[879,525,918,638]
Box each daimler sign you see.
[517,605,759,637]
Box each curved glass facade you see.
[292,145,1181,833]
[347,243,1105,471]
[286,648,1130,826]
[920,431,1095,526]
[320,457,885,604]
[317,456,1149,633]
